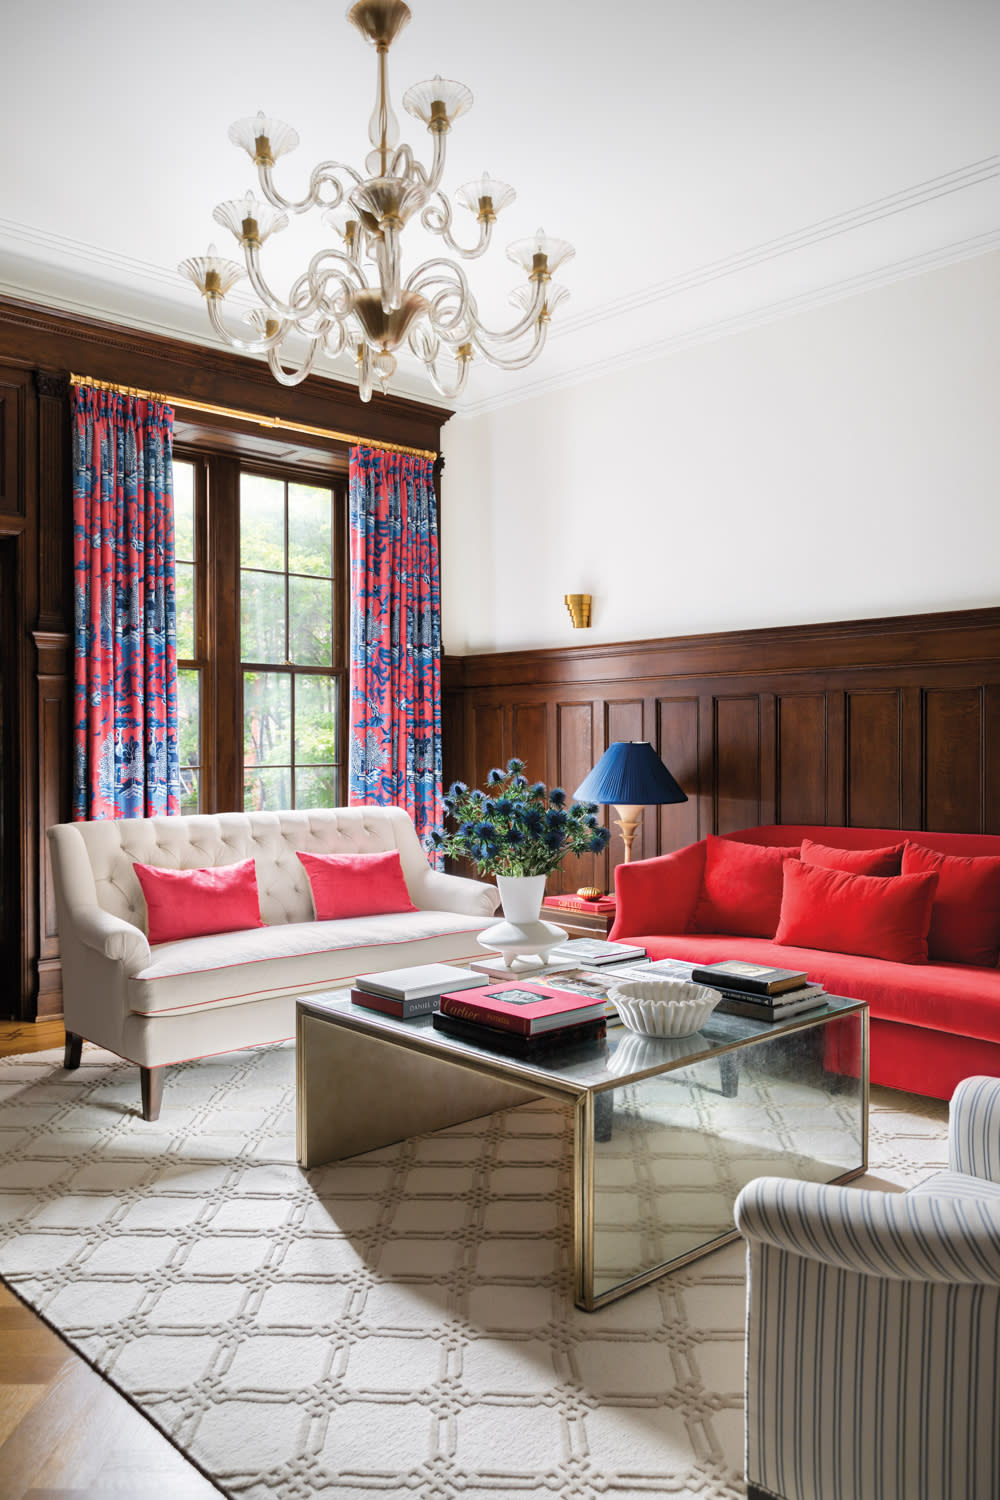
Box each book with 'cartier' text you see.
[438,980,607,1036]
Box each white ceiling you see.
[3,0,998,417]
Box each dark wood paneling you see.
[657,697,701,850]
[444,609,1000,875]
[510,702,547,786]
[777,694,827,825]
[472,705,504,790]
[714,697,761,834]
[556,702,596,893]
[924,687,983,833]
[0,370,29,516]
[846,690,902,828]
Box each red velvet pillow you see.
[800,837,904,877]
[297,849,417,920]
[133,857,263,945]
[901,842,1000,966]
[773,860,938,963]
[692,835,801,938]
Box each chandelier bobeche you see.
[179,0,573,403]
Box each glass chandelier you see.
[179,0,573,403]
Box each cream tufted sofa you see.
[48,806,500,1120]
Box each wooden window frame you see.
[174,440,350,814]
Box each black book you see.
[715,990,827,1022]
[690,960,810,996]
[431,1011,607,1057]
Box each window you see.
[240,474,340,810]
[173,445,348,814]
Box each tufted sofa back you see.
[52,806,430,931]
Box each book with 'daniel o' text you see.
[438,980,607,1036]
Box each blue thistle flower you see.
[546,808,569,830]
[530,781,547,801]
[487,767,505,787]
[549,786,567,808]
[506,757,526,776]
[448,781,468,798]
[511,775,528,791]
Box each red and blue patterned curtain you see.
[72,385,179,819]
[348,445,442,847]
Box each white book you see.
[354,963,484,1001]
[547,938,647,965]
[468,955,578,980]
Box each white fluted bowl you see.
[610,977,722,1038]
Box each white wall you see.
[440,251,1000,655]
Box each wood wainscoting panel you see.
[443,609,1000,874]
[657,697,701,851]
[556,701,598,894]
[923,686,984,833]
[777,693,828,825]
[714,696,762,835]
[471,703,505,791]
[511,702,547,787]
[846,689,903,829]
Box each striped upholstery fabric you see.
[735,1075,1000,1500]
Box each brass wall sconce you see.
[565,593,592,628]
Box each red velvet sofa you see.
[608,824,1000,1100]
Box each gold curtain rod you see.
[69,374,438,461]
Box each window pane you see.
[295,767,339,809]
[241,570,286,663]
[173,462,195,562]
[177,668,200,812]
[288,484,332,577]
[175,561,195,659]
[244,670,291,769]
[244,767,291,811]
[240,474,285,570]
[295,674,338,765]
[289,577,333,666]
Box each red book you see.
[543,894,617,914]
[438,980,607,1036]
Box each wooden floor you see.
[0,1019,221,1498]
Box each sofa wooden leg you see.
[63,1032,83,1070]
[140,1067,164,1122]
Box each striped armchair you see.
[735,1075,1000,1500]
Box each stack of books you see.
[546,937,648,966]
[688,960,828,1021]
[350,963,484,1019]
[433,980,608,1057]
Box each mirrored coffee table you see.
[296,990,868,1310]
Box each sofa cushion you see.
[297,849,417,920]
[774,861,937,963]
[901,841,1000,967]
[127,910,492,1016]
[800,837,904,877]
[693,836,798,938]
[133,857,263,945]
[625,933,1000,1044]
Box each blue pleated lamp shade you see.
[574,741,687,806]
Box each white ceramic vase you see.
[476,874,568,970]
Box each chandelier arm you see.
[422,354,472,401]
[266,334,324,386]
[472,320,549,371]
[244,243,334,322]
[467,277,547,343]
[256,160,362,216]
[206,298,291,354]
[303,249,367,302]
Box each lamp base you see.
[476,918,569,971]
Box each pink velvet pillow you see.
[800,837,905,877]
[773,860,938,963]
[133,857,263,945]
[297,849,417,920]
[693,835,801,938]
[901,842,1000,966]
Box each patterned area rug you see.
[0,1044,948,1500]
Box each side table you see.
[541,900,615,942]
